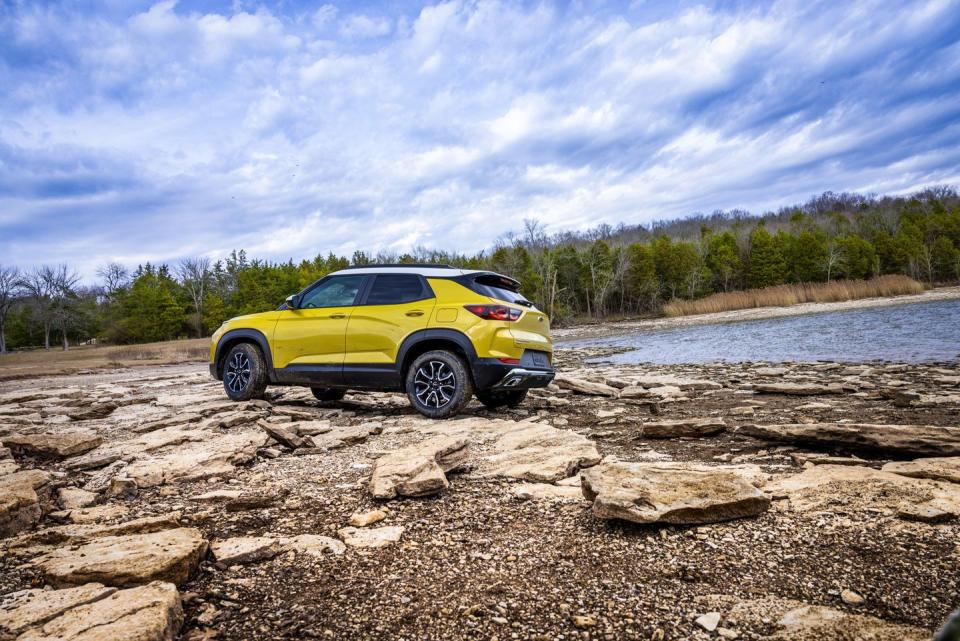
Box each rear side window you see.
[469,275,532,306]
[365,274,431,305]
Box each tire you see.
[222,342,267,401]
[405,350,474,419]
[311,387,347,402]
[476,389,528,409]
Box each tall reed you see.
[661,275,925,317]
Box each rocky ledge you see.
[0,354,958,640]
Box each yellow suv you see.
[209,265,554,418]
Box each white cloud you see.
[1,0,959,280]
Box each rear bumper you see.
[471,358,554,390]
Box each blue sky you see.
[2,0,960,279]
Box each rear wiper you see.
[515,299,534,307]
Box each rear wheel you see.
[311,387,346,402]
[476,389,528,409]
[222,343,267,401]
[406,350,473,419]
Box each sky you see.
[2,0,960,280]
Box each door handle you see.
[329,313,347,319]
[405,310,424,317]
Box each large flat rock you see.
[740,422,960,456]
[766,464,960,516]
[1,469,51,538]
[370,436,469,499]
[553,375,619,397]
[882,457,960,484]
[482,423,600,483]
[0,583,117,636]
[123,431,267,486]
[35,528,207,587]
[210,536,280,565]
[696,594,929,640]
[581,460,770,525]
[10,581,182,641]
[3,432,103,459]
[636,418,726,438]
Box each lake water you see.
[560,298,960,364]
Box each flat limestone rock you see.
[124,431,267,487]
[553,375,619,397]
[632,375,722,390]
[258,421,306,449]
[766,464,960,515]
[369,436,469,499]
[278,534,346,557]
[210,536,279,565]
[0,469,51,537]
[512,483,585,502]
[338,525,404,549]
[581,461,770,525]
[882,457,960,484]
[740,423,960,456]
[0,583,117,636]
[3,432,103,459]
[14,581,182,641]
[11,512,183,548]
[58,488,99,510]
[636,418,726,438]
[482,423,601,483]
[35,527,207,587]
[753,382,845,395]
[696,594,928,641]
[66,402,118,421]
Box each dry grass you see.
[0,338,209,381]
[662,275,925,317]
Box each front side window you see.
[298,275,365,309]
[365,274,430,305]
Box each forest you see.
[1,187,959,351]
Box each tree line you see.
[1,187,958,352]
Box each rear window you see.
[365,274,430,305]
[468,274,533,306]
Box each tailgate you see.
[510,308,552,353]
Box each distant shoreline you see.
[554,285,960,342]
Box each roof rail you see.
[339,263,456,269]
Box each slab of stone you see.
[483,423,601,483]
[188,490,243,503]
[123,431,267,487]
[3,432,103,459]
[882,457,960,484]
[740,422,960,456]
[278,534,346,557]
[258,420,307,449]
[370,436,469,499]
[553,375,619,397]
[58,488,99,510]
[512,483,585,502]
[11,512,183,548]
[311,424,375,448]
[697,595,929,641]
[34,528,206,587]
[12,581,182,641]
[0,583,117,636]
[0,469,51,537]
[66,402,118,421]
[581,461,770,525]
[766,464,960,515]
[210,536,279,565]
[752,383,845,395]
[632,375,722,390]
[338,525,404,549]
[636,418,726,439]
[64,505,130,525]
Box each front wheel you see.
[476,389,528,409]
[311,387,346,402]
[222,343,268,401]
[405,350,474,419]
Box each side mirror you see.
[285,294,300,310]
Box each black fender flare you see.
[395,328,479,382]
[213,329,275,380]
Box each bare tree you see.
[19,268,55,349]
[0,266,22,354]
[824,240,844,282]
[96,262,129,301]
[47,265,80,351]
[178,257,212,337]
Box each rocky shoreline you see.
[1,349,958,640]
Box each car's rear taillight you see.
[463,304,521,321]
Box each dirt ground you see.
[1,346,959,641]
